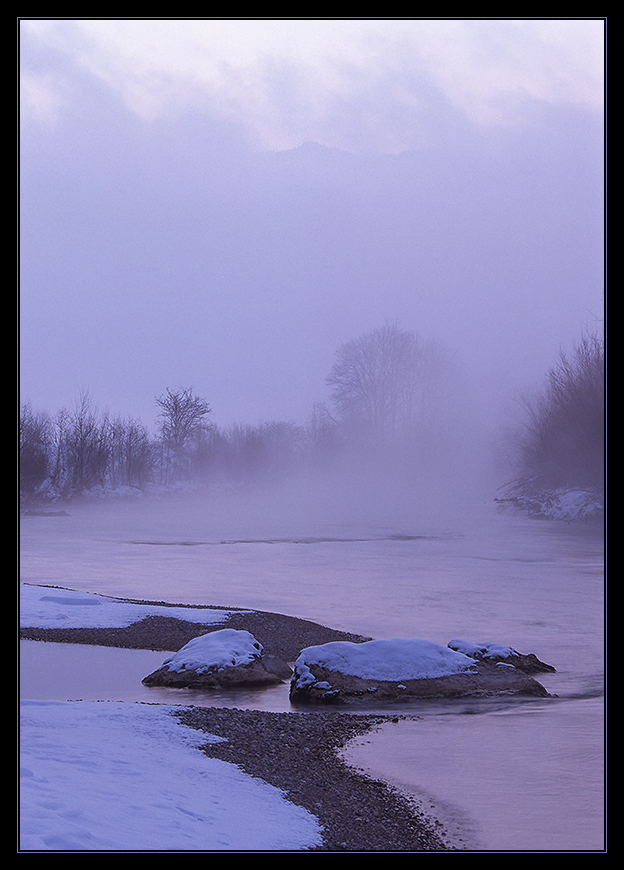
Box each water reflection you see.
[19,641,292,711]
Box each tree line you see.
[19,324,605,507]
[19,325,458,504]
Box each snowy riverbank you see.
[495,487,604,523]
[20,699,324,851]
[19,584,449,852]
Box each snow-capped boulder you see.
[142,628,292,689]
[289,638,550,705]
[447,639,556,673]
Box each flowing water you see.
[19,489,605,851]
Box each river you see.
[19,488,605,851]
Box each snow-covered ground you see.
[447,639,518,660]
[20,699,323,851]
[497,487,604,522]
[19,585,323,852]
[19,582,242,630]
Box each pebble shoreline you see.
[20,601,454,852]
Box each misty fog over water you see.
[20,21,604,527]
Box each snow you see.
[294,638,477,682]
[498,487,604,522]
[19,585,323,851]
[20,700,323,851]
[447,639,519,660]
[547,489,604,521]
[160,629,263,674]
[20,583,241,629]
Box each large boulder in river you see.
[289,638,550,705]
[142,628,292,689]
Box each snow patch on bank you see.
[20,583,240,629]
[496,487,604,522]
[448,640,519,660]
[19,699,323,851]
[19,586,325,851]
[543,489,604,521]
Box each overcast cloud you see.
[19,18,604,436]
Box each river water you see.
[19,489,605,851]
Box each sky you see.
[19,18,605,436]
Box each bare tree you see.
[19,404,53,500]
[304,401,341,464]
[155,387,213,483]
[63,390,109,493]
[105,415,153,489]
[512,333,604,493]
[326,324,443,440]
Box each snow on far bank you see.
[295,639,476,683]
[496,487,604,522]
[19,699,323,852]
[20,583,243,630]
[161,629,263,674]
[543,489,604,521]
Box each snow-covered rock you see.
[142,628,292,689]
[447,639,556,674]
[290,638,550,705]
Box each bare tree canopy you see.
[155,387,213,482]
[19,403,53,496]
[156,388,212,449]
[326,324,444,439]
[509,332,604,494]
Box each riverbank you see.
[20,600,452,851]
[175,705,449,851]
[494,486,604,523]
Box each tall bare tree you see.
[105,415,153,489]
[63,390,109,492]
[326,324,442,440]
[155,387,213,483]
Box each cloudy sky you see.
[19,18,604,435]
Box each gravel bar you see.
[175,705,450,852]
[19,601,372,662]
